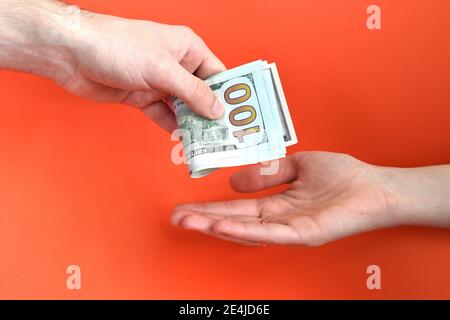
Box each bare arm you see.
[385,164,450,228]
[173,152,450,246]
[0,0,226,131]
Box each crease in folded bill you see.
[173,60,298,178]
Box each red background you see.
[1,0,449,299]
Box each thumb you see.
[163,62,224,119]
[230,156,300,193]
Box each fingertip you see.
[179,214,202,230]
[212,221,227,235]
[165,120,179,134]
[212,220,237,235]
[172,205,196,225]
[210,99,224,118]
[229,173,242,192]
[173,204,191,212]
[171,209,184,226]
[179,215,196,229]
[187,81,223,120]
[180,214,212,231]
[229,166,263,193]
[167,64,222,120]
[141,101,178,133]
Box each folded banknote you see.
[173,60,297,178]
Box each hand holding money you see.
[173,60,298,178]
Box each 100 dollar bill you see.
[173,60,297,178]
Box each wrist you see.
[371,166,410,225]
[374,165,450,227]
[0,0,88,82]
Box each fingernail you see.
[211,100,224,118]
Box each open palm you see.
[172,152,399,246]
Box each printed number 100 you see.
[224,83,261,143]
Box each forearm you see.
[0,0,82,81]
[380,164,450,228]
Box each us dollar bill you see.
[173,60,297,178]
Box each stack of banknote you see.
[173,60,297,178]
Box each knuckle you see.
[155,56,175,83]
[175,25,203,48]
[157,55,173,74]
[212,220,226,233]
[175,25,196,38]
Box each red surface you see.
[1,0,449,299]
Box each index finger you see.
[172,199,261,225]
[194,46,227,79]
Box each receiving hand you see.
[172,152,402,246]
